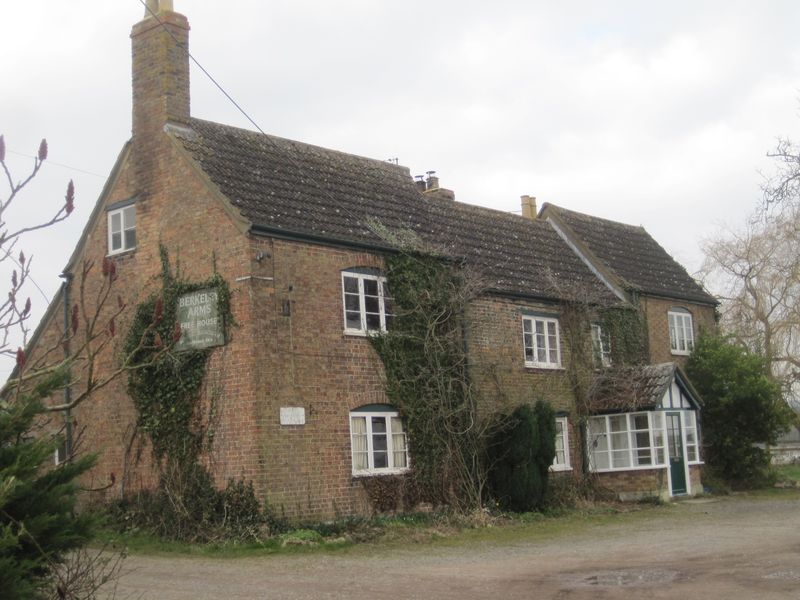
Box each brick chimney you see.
[520,195,537,220]
[130,1,190,141]
[422,172,456,202]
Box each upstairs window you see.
[342,270,393,335]
[668,308,694,355]
[107,203,136,255]
[591,323,612,368]
[349,406,409,475]
[523,315,561,368]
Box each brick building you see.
[29,3,716,519]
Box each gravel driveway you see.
[109,493,800,599]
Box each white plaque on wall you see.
[280,407,306,426]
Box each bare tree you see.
[763,137,800,210]
[700,208,800,406]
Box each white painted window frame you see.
[668,309,694,356]
[342,271,392,336]
[107,205,136,255]
[551,417,571,471]
[591,323,612,368]
[349,409,409,476]
[587,412,667,472]
[522,315,562,369]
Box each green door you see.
[667,412,687,495]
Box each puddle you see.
[561,569,680,587]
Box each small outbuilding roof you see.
[587,362,702,413]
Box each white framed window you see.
[552,417,571,471]
[683,411,700,464]
[591,323,612,368]
[342,270,393,335]
[588,412,667,472]
[349,407,409,475]
[522,315,561,368]
[107,205,136,255]
[668,309,694,355]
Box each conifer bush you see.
[487,401,556,512]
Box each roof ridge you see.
[545,202,645,232]
[187,117,411,175]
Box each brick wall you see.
[640,296,716,366]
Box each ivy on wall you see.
[124,247,232,463]
[368,252,487,510]
[599,306,649,366]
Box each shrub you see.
[686,334,795,487]
[486,401,556,512]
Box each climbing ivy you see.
[118,249,265,542]
[124,247,232,463]
[369,252,487,510]
[599,306,649,366]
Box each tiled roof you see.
[172,119,617,303]
[587,363,677,413]
[542,204,716,305]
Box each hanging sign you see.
[175,288,225,351]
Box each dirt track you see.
[111,493,800,599]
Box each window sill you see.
[670,350,691,356]
[343,328,386,338]
[524,363,564,371]
[351,468,410,478]
[591,464,668,474]
[107,248,136,259]
[550,465,572,473]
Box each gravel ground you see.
[108,493,800,599]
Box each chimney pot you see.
[521,195,537,220]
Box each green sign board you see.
[175,288,224,351]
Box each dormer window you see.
[668,308,694,355]
[342,269,392,335]
[107,201,136,255]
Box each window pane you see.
[346,311,361,329]
[343,276,359,293]
[537,344,547,363]
[612,449,631,468]
[363,279,378,296]
[365,313,381,330]
[523,319,532,333]
[123,206,135,227]
[372,417,388,468]
[609,415,627,433]
[610,432,629,451]
[633,414,648,430]
[110,212,121,232]
[111,232,122,251]
[391,418,407,468]
[345,294,361,311]
[635,431,651,448]
[351,417,368,471]
[364,296,379,314]
[124,229,136,249]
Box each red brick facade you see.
[24,7,717,521]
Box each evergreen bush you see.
[487,401,556,512]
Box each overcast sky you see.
[2,0,800,372]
